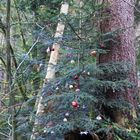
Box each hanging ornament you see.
[82,70,86,74]
[70,60,75,64]
[74,75,79,80]
[82,105,86,109]
[96,115,102,120]
[80,131,88,135]
[51,131,55,134]
[65,112,70,117]
[46,47,51,53]
[63,118,68,122]
[87,72,90,75]
[75,88,80,92]
[72,101,79,108]
[56,87,59,90]
[44,129,47,133]
[90,50,96,57]
[113,88,115,93]
[46,121,53,128]
[69,85,74,89]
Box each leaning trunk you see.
[30,2,69,140]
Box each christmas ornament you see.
[80,131,88,135]
[70,60,75,64]
[46,121,53,127]
[83,70,86,74]
[75,88,80,92]
[87,72,90,75]
[72,101,79,108]
[69,85,74,89]
[63,118,68,122]
[74,75,79,80]
[44,129,47,133]
[82,105,86,109]
[46,47,51,53]
[96,115,102,120]
[56,87,59,90]
[51,131,55,134]
[90,50,96,57]
[113,89,115,93]
[65,112,70,117]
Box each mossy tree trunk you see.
[6,0,17,139]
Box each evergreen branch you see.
[65,17,83,41]
[0,131,9,138]
[13,0,26,47]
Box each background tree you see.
[99,0,137,125]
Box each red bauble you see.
[74,75,79,80]
[72,101,79,108]
[90,50,96,57]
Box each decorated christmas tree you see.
[30,1,140,140]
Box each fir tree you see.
[30,1,140,140]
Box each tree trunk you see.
[6,0,12,92]
[30,2,69,140]
[6,0,17,140]
[99,0,137,125]
[0,7,28,101]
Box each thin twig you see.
[8,115,12,127]
[11,38,39,88]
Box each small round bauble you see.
[69,85,74,89]
[90,50,96,57]
[65,112,70,117]
[72,101,79,108]
[63,118,68,122]
[75,88,80,92]
[70,60,75,64]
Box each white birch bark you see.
[30,2,69,140]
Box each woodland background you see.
[0,0,140,140]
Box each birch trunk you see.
[99,0,137,125]
[30,2,69,140]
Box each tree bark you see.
[0,12,28,101]
[6,0,12,89]
[30,2,69,140]
[99,0,137,125]
[6,0,17,140]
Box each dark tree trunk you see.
[6,0,17,139]
[98,0,137,125]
